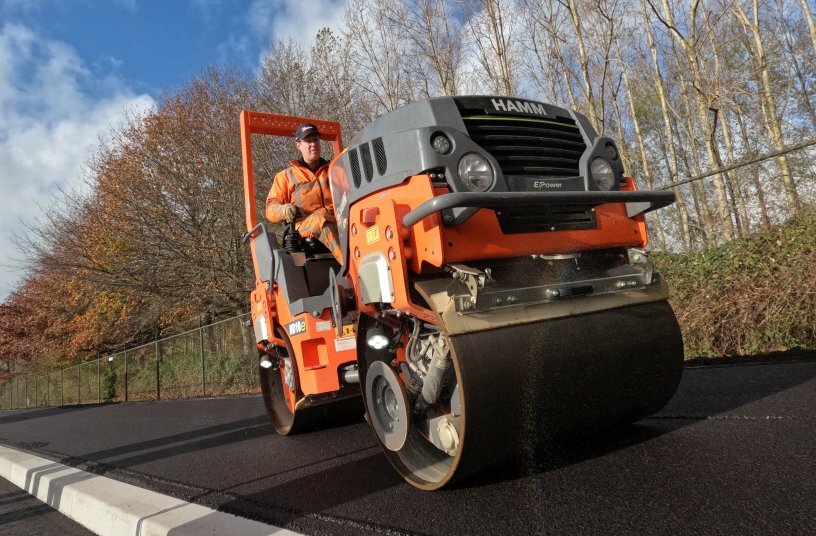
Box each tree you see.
[733,0,800,214]
[462,0,520,95]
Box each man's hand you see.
[282,204,298,222]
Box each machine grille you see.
[496,205,597,234]
[360,143,374,182]
[462,116,586,181]
[462,114,593,233]
[372,137,388,175]
[348,148,362,187]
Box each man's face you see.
[296,133,321,165]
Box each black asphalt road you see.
[0,476,94,536]
[1,358,815,535]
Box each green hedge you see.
[653,209,816,358]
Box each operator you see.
[265,123,342,262]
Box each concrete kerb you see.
[0,444,301,535]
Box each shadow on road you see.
[0,405,99,426]
[515,358,816,481]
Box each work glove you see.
[282,204,298,223]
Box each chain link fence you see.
[0,314,258,410]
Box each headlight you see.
[458,153,494,192]
[431,133,452,154]
[591,157,616,191]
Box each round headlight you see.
[458,153,494,192]
[591,157,616,191]
[431,134,452,154]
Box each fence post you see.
[46,373,49,407]
[156,340,161,401]
[124,352,128,402]
[199,319,206,396]
[97,358,101,404]
[77,366,81,405]
[61,369,64,406]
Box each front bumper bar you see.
[402,190,676,227]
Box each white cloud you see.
[0,23,154,301]
[249,0,346,46]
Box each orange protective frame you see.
[240,110,343,279]
[240,110,353,396]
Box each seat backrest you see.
[253,224,278,284]
[304,257,341,296]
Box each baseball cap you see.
[294,123,320,141]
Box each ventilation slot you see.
[372,137,388,175]
[360,143,374,182]
[349,149,362,188]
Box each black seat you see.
[303,256,339,296]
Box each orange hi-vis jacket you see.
[266,158,333,225]
[265,158,342,261]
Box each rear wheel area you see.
[259,327,365,435]
[258,327,314,435]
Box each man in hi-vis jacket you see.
[265,123,342,262]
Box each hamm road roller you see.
[240,96,683,490]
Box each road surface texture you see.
[0,473,94,536]
[1,357,814,535]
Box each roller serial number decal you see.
[366,226,380,245]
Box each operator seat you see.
[302,239,341,297]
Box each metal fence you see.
[0,314,259,410]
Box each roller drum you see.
[359,300,683,489]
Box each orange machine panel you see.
[348,174,649,280]
[271,287,357,396]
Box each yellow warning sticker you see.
[366,226,380,245]
[342,324,356,337]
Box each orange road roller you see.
[240,96,683,490]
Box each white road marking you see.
[0,444,302,536]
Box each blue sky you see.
[0,0,347,301]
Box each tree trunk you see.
[659,0,735,242]
[615,45,667,250]
[678,72,717,248]
[733,0,801,215]
[718,109,748,238]
[798,0,816,57]
[735,111,772,230]
[708,38,748,237]
[641,0,691,250]
[566,0,601,131]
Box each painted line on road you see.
[0,443,302,536]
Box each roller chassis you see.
[240,97,684,490]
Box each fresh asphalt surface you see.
[1,358,814,535]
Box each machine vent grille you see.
[360,143,374,182]
[462,116,586,182]
[349,148,362,188]
[372,137,388,175]
[496,205,596,234]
